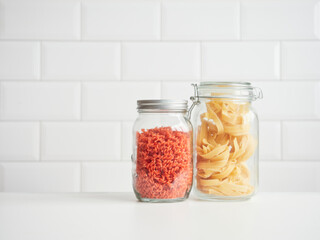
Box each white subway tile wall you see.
[241,0,320,40]
[252,81,320,120]
[0,82,81,120]
[82,82,160,120]
[0,0,319,193]
[42,122,121,161]
[82,162,131,192]
[0,162,81,192]
[121,121,134,161]
[259,122,281,160]
[0,0,81,40]
[202,42,280,80]
[122,42,201,80]
[82,0,160,40]
[162,0,239,40]
[283,122,320,160]
[42,42,121,80]
[260,162,320,192]
[0,42,40,79]
[0,122,39,161]
[281,42,320,79]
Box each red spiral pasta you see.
[135,127,193,199]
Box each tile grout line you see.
[80,81,84,121]
[2,79,320,83]
[279,40,283,160]
[0,83,2,120]
[1,118,320,123]
[119,42,123,81]
[160,0,163,41]
[0,159,131,163]
[160,81,163,98]
[79,0,84,123]
[10,159,292,163]
[80,0,83,41]
[0,159,317,163]
[79,0,84,125]
[39,41,43,80]
[200,42,203,81]
[279,41,282,80]
[80,161,83,192]
[238,0,241,41]
[79,0,86,123]
[120,121,123,161]
[280,120,284,161]
[39,121,42,161]
[39,41,43,161]
[1,39,320,43]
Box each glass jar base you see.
[134,189,190,203]
[194,189,255,201]
[138,197,188,203]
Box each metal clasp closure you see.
[187,84,200,119]
[254,87,263,100]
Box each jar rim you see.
[137,99,188,112]
[199,81,252,87]
[192,82,263,101]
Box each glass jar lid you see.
[137,99,188,113]
[192,82,263,101]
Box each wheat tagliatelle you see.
[196,99,257,197]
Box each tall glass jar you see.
[132,100,193,202]
[190,82,263,200]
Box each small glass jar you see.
[132,100,193,202]
[190,82,263,200]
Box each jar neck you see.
[200,98,252,105]
[138,111,187,115]
[193,82,262,102]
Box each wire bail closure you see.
[254,87,263,99]
[187,82,263,119]
[187,83,200,119]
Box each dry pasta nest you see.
[196,99,257,196]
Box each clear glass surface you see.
[191,95,259,201]
[132,112,193,202]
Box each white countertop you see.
[0,192,319,240]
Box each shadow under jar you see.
[190,82,263,201]
[132,100,193,202]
